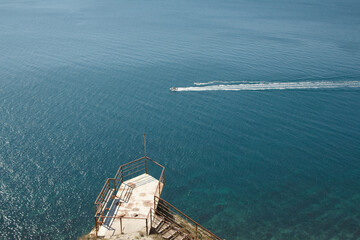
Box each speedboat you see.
[170,86,177,91]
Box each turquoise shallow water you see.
[1,0,360,239]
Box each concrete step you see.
[161,227,178,239]
[152,214,189,240]
[158,222,170,233]
[152,215,164,230]
[171,233,188,240]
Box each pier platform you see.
[97,173,163,238]
[92,145,220,239]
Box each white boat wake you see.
[193,81,254,86]
[173,81,360,92]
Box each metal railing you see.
[150,207,192,237]
[94,155,165,236]
[94,213,152,236]
[154,196,221,240]
[147,157,165,209]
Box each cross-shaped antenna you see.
[144,133,147,158]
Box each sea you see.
[1,0,360,239]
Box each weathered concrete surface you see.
[80,227,163,240]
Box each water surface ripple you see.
[0,0,360,239]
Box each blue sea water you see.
[1,0,360,239]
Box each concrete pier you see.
[97,173,163,238]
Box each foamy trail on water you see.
[193,81,255,86]
[176,81,360,91]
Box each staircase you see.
[152,214,190,240]
[150,197,222,240]
[117,182,133,203]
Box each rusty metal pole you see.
[100,203,103,223]
[95,217,98,236]
[195,224,198,240]
[144,134,147,157]
[120,166,123,183]
[114,180,117,198]
[144,134,147,174]
[149,210,152,235]
[163,169,165,184]
[158,183,160,198]
[120,217,123,234]
[94,204,98,236]
[146,218,148,235]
